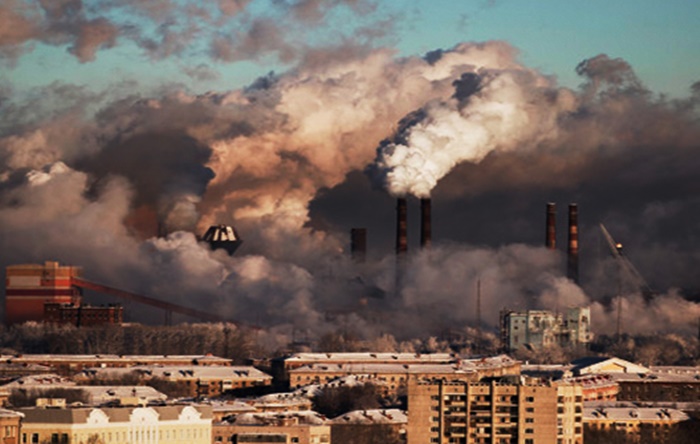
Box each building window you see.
[525,429,534,434]
[526,407,534,413]
[525,418,534,423]
[32,434,39,444]
[525,396,534,402]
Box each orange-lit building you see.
[5,262,82,325]
[5,261,124,327]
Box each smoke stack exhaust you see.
[350,228,367,263]
[396,198,408,256]
[420,198,432,248]
[546,202,556,250]
[567,203,579,284]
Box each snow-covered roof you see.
[289,363,466,375]
[571,357,649,376]
[80,365,271,381]
[285,353,454,364]
[226,411,327,426]
[0,354,232,364]
[584,406,689,422]
[2,374,75,388]
[329,409,407,425]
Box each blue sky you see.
[0,0,700,101]
[3,0,699,99]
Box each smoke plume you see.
[2,37,700,348]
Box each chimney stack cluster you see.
[545,202,579,284]
[395,197,432,257]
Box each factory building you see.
[43,302,124,326]
[501,308,592,352]
[5,262,83,325]
[4,261,124,327]
[407,377,583,444]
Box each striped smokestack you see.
[567,203,579,284]
[420,198,432,248]
[546,202,556,250]
[396,198,408,256]
[350,228,367,263]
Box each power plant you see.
[4,261,237,327]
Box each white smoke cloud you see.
[2,40,700,347]
[373,53,577,197]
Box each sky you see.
[4,1,699,98]
[1,0,700,345]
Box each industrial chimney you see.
[546,202,556,250]
[396,198,408,256]
[350,228,367,263]
[567,203,579,284]
[420,198,432,248]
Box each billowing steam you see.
[2,36,700,350]
[371,48,576,198]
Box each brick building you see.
[407,377,583,444]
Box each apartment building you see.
[76,365,272,398]
[213,411,330,444]
[275,353,456,386]
[0,409,22,444]
[407,377,583,444]
[287,355,520,395]
[584,404,689,443]
[19,404,212,444]
[0,354,232,375]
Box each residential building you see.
[213,411,330,444]
[407,376,583,444]
[584,404,689,443]
[287,355,520,396]
[19,404,212,444]
[75,365,272,398]
[274,353,456,386]
[329,408,407,443]
[0,354,232,375]
[0,408,22,444]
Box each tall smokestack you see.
[567,203,579,284]
[420,198,432,248]
[396,198,408,256]
[546,202,556,250]
[350,228,367,263]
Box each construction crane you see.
[599,224,654,338]
[599,224,653,295]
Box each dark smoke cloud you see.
[2,41,700,345]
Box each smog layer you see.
[2,2,700,347]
